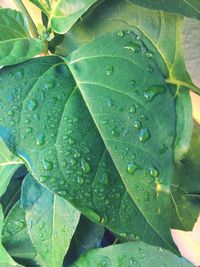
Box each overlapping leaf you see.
[0,56,177,252]
[129,0,200,20]
[21,174,80,267]
[0,205,24,267]
[57,0,200,94]
[29,0,98,34]
[70,242,194,267]
[0,8,44,66]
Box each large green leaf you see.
[0,8,44,66]
[56,0,200,94]
[129,0,200,20]
[70,242,194,267]
[67,31,178,250]
[29,0,98,34]
[21,173,80,267]
[0,139,22,197]
[0,205,24,267]
[0,56,179,252]
[2,201,38,266]
[171,122,200,230]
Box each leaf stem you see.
[13,0,39,38]
[165,78,200,95]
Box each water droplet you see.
[106,97,114,107]
[44,80,55,90]
[81,159,91,174]
[146,66,154,73]
[28,99,38,111]
[37,131,45,146]
[58,190,67,196]
[124,42,141,53]
[42,159,53,171]
[15,70,24,79]
[144,85,166,102]
[100,119,109,125]
[130,80,136,87]
[9,120,15,126]
[28,219,33,228]
[133,120,141,130]
[24,119,30,124]
[129,105,136,114]
[77,177,84,185]
[117,30,125,37]
[39,175,50,183]
[127,162,138,174]
[111,127,120,137]
[145,51,153,58]
[139,128,150,143]
[149,166,159,178]
[26,127,33,134]
[8,110,14,116]
[106,65,114,76]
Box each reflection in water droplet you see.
[139,128,150,143]
[106,65,114,76]
[28,99,38,111]
[26,127,33,134]
[124,42,141,53]
[77,177,84,185]
[145,51,153,58]
[44,80,55,90]
[37,131,45,146]
[149,166,159,178]
[39,175,50,183]
[133,120,141,130]
[42,159,53,171]
[106,97,114,107]
[144,85,166,102]
[81,159,91,174]
[129,105,136,114]
[127,162,138,174]
[117,30,125,37]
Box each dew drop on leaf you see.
[139,128,150,143]
[144,85,166,102]
[117,30,125,37]
[124,42,141,53]
[145,51,153,58]
[149,166,159,178]
[37,131,45,146]
[42,159,53,171]
[133,120,141,130]
[28,99,38,111]
[106,65,114,76]
[77,177,84,185]
[39,175,50,183]
[81,159,91,174]
[25,127,33,134]
[44,80,55,90]
[127,162,138,174]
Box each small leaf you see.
[2,201,37,265]
[29,0,98,34]
[171,122,200,230]
[0,205,24,266]
[70,242,194,267]
[21,174,80,267]
[0,8,44,66]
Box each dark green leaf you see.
[21,174,80,267]
[29,0,98,34]
[67,31,177,251]
[0,8,45,66]
[0,56,178,252]
[129,0,200,20]
[2,201,37,265]
[171,122,200,230]
[56,0,200,94]
[0,205,24,266]
[70,242,194,267]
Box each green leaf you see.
[0,56,178,252]
[171,122,200,230]
[70,242,193,267]
[67,31,177,251]
[0,8,45,66]
[0,139,22,197]
[129,0,200,20]
[174,88,193,161]
[57,0,200,94]
[0,205,24,267]
[21,174,80,267]
[29,0,98,34]
[2,201,37,265]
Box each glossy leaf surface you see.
[21,174,80,267]
[0,205,24,266]
[70,242,193,267]
[0,8,44,66]
[129,0,200,20]
[29,0,98,34]
[0,56,178,252]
